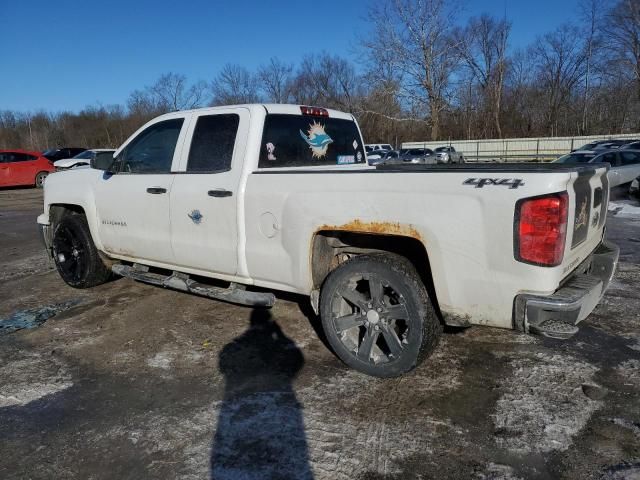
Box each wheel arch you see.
[310,229,443,322]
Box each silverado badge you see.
[188,209,203,225]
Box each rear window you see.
[259,114,366,168]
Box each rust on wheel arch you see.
[316,219,423,242]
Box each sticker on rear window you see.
[299,121,333,159]
[337,155,355,164]
[265,142,277,161]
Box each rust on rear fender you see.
[316,219,423,241]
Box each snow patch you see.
[616,359,640,387]
[609,201,640,219]
[0,355,73,407]
[493,352,601,453]
[147,351,175,370]
[476,463,523,480]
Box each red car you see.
[0,150,55,188]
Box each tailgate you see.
[563,165,609,275]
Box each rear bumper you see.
[514,240,619,334]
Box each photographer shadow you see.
[210,309,313,479]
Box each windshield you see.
[555,153,596,163]
[72,150,95,159]
[42,149,59,156]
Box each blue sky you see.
[0,0,581,112]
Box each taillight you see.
[515,192,568,266]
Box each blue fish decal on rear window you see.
[299,121,333,158]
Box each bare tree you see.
[455,14,511,138]
[363,0,460,140]
[291,53,361,111]
[210,64,260,105]
[606,0,640,99]
[257,58,294,103]
[149,72,208,111]
[579,0,607,133]
[531,25,586,135]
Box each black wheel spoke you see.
[334,314,364,333]
[381,326,403,357]
[357,328,379,361]
[337,286,368,309]
[368,277,384,305]
[386,304,409,320]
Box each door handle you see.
[208,189,233,197]
[146,187,167,194]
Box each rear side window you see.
[187,114,239,172]
[621,151,640,165]
[119,118,184,174]
[259,114,366,168]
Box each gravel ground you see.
[0,188,639,480]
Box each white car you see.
[366,143,393,152]
[54,149,115,171]
[555,149,640,188]
[38,104,618,377]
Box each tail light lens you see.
[515,192,568,266]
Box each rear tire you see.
[35,171,49,188]
[319,253,441,377]
[52,214,112,288]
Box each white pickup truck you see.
[37,104,619,377]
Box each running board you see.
[112,264,275,308]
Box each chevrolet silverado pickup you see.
[37,104,619,377]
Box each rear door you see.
[169,108,249,276]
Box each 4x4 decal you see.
[463,178,525,189]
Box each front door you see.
[169,108,249,276]
[94,116,188,264]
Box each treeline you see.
[2,0,640,150]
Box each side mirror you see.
[91,153,115,171]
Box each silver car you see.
[554,149,640,188]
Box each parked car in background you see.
[434,146,465,164]
[54,149,115,171]
[366,149,389,165]
[620,141,640,150]
[554,149,640,188]
[365,143,393,152]
[0,150,55,187]
[630,176,639,199]
[42,147,86,162]
[572,139,639,152]
[382,148,436,165]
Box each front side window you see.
[259,114,366,168]
[118,118,184,174]
[187,114,239,172]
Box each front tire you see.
[35,171,48,188]
[319,253,441,377]
[52,214,112,288]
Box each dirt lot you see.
[1,188,639,480]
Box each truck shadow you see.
[210,309,313,479]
